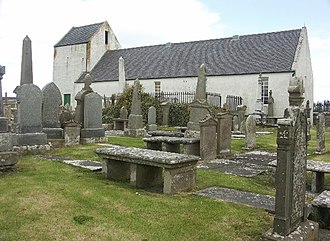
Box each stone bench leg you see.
[311,172,324,193]
[184,142,200,156]
[145,142,162,151]
[163,165,196,194]
[130,164,163,188]
[102,159,130,180]
[164,143,180,153]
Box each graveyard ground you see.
[0,127,329,241]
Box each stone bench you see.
[143,136,200,156]
[269,160,330,193]
[113,118,128,130]
[311,190,330,229]
[96,146,200,194]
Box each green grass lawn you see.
[0,126,329,240]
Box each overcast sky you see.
[0,0,329,101]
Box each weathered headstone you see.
[16,84,47,145]
[125,79,146,137]
[236,105,247,132]
[200,115,217,160]
[186,64,211,136]
[161,102,170,126]
[263,76,319,240]
[315,113,326,154]
[0,66,18,170]
[20,36,33,85]
[120,106,128,119]
[245,115,256,149]
[0,66,8,132]
[147,106,157,131]
[217,112,232,157]
[75,73,93,125]
[80,92,105,138]
[267,90,274,117]
[42,82,63,139]
[232,115,239,132]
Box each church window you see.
[105,31,109,45]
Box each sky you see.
[0,0,329,101]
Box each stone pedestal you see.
[0,151,19,171]
[187,101,210,131]
[64,124,81,146]
[17,133,47,146]
[43,128,63,139]
[0,117,9,132]
[125,114,146,137]
[262,220,319,241]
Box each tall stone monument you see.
[42,82,63,139]
[125,79,146,137]
[315,112,326,154]
[20,36,33,86]
[263,76,319,240]
[118,56,126,93]
[15,36,47,146]
[186,64,211,137]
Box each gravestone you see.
[0,65,18,171]
[245,115,256,149]
[267,90,274,117]
[217,112,232,157]
[161,102,170,126]
[16,84,47,145]
[186,64,211,136]
[263,76,319,240]
[315,113,326,154]
[113,106,128,131]
[42,82,63,139]
[125,79,146,137]
[120,106,128,119]
[75,73,93,125]
[147,106,157,131]
[200,115,217,160]
[0,65,8,132]
[232,115,239,132]
[80,92,105,138]
[236,105,247,133]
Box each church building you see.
[53,21,313,117]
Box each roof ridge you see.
[71,21,105,30]
[113,28,302,51]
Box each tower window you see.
[105,30,109,45]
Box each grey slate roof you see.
[78,28,301,82]
[55,22,104,47]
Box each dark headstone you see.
[42,82,63,139]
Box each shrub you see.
[168,103,190,127]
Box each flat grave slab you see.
[198,151,276,177]
[194,186,275,212]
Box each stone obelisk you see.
[20,35,33,85]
